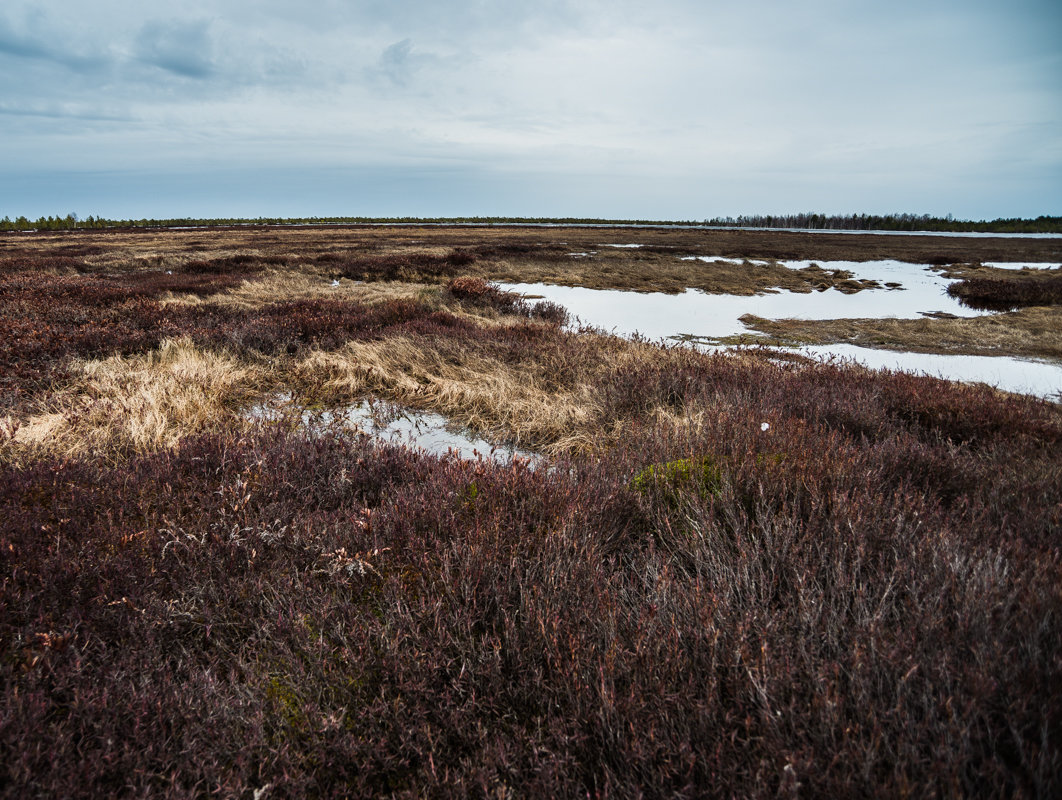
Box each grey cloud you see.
[377,39,415,85]
[135,19,215,79]
[0,17,48,59]
[0,0,1057,220]
[0,102,130,122]
[369,38,454,88]
[0,13,110,71]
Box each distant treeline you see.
[701,213,1062,234]
[2,212,1060,233]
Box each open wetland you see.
[2,224,1061,797]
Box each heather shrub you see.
[446,275,504,302]
[446,276,569,326]
[328,249,476,282]
[216,298,473,355]
[446,247,477,266]
[3,229,1061,797]
[180,253,272,274]
[948,272,1062,310]
[2,414,1058,797]
[471,241,568,261]
[528,298,569,325]
[0,275,174,399]
[54,243,105,257]
[0,267,265,403]
[445,275,523,313]
[0,254,87,273]
[125,270,248,296]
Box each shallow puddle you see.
[248,396,542,465]
[797,345,1061,400]
[499,264,1062,400]
[501,260,984,341]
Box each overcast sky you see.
[1,0,1059,220]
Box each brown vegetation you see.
[6,222,1059,293]
[2,225,1060,797]
[737,306,1062,361]
[946,267,1062,310]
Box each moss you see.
[266,676,305,730]
[631,456,724,506]
[755,452,787,468]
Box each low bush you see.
[2,229,1060,796]
[2,390,1059,796]
[0,254,88,274]
[216,298,473,355]
[471,241,569,260]
[446,276,569,325]
[325,249,478,282]
[0,266,473,404]
[948,272,1062,310]
[180,253,273,274]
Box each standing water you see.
[247,396,542,465]
[499,259,1062,401]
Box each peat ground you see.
[1,226,1060,797]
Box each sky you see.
[1,0,1059,221]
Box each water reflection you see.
[498,261,1062,400]
[798,345,1061,401]
[248,396,542,465]
[501,260,984,341]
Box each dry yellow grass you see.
[160,269,437,309]
[737,306,1062,360]
[161,271,524,334]
[1,268,607,461]
[1,319,644,461]
[288,327,699,456]
[7,225,1057,464]
[474,253,879,295]
[293,336,601,455]
[7,338,263,461]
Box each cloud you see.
[0,12,110,72]
[0,0,1057,219]
[0,17,48,59]
[135,19,215,79]
[366,38,459,89]
[377,38,415,85]
[0,102,130,122]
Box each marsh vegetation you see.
[2,225,1060,797]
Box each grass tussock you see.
[294,331,603,454]
[7,338,262,461]
[738,306,1062,361]
[452,250,883,295]
[165,269,432,309]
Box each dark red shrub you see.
[445,276,569,325]
[948,272,1062,310]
